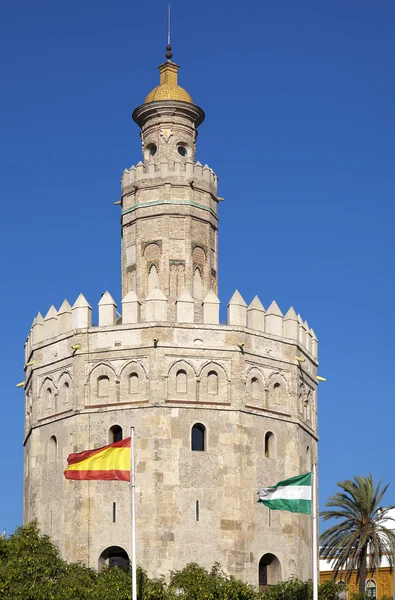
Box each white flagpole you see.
[130,427,137,600]
[312,463,318,600]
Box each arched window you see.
[109,425,123,444]
[366,580,376,599]
[148,264,159,293]
[191,423,206,451]
[46,387,52,409]
[258,554,281,590]
[193,267,202,299]
[98,546,129,570]
[176,370,187,393]
[207,371,218,395]
[63,381,70,404]
[273,382,281,403]
[129,373,139,394]
[49,435,57,463]
[306,446,311,470]
[251,377,260,401]
[97,375,109,397]
[264,432,275,458]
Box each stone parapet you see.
[26,290,318,362]
[121,160,218,197]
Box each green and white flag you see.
[258,472,312,514]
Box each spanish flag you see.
[64,438,130,481]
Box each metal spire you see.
[165,4,173,60]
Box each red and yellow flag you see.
[64,438,130,481]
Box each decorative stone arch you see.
[57,371,72,407]
[98,545,129,570]
[167,359,197,401]
[192,245,206,299]
[267,372,289,409]
[258,553,282,590]
[246,367,267,406]
[119,361,147,400]
[144,242,161,294]
[88,363,117,406]
[198,361,229,403]
[39,376,58,417]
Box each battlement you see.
[121,160,218,196]
[26,289,318,360]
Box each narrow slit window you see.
[196,500,200,521]
[113,502,116,523]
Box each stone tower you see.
[22,48,319,589]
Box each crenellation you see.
[145,287,168,322]
[227,290,247,327]
[121,159,218,196]
[282,307,298,340]
[122,291,141,324]
[43,305,58,340]
[72,294,92,330]
[31,312,44,345]
[202,289,220,324]
[57,300,72,334]
[265,300,283,336]
[247,296,265,331]
[98,291,117,327]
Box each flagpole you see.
[130,427,137,600]
[312,463,318,600]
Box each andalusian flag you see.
[258,472,312,514]
[64,438,130,481]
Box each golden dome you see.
[144,61,193,105]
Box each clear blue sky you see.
[1,0,394,536]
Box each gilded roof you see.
[144,61,193,105]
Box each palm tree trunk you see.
[359,547,367,594]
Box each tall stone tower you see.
[22,47,319,589]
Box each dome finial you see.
[165,4,173,60]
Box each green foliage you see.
[259,578,348,600]
[169,563,257,600]
[0,522,352,600]
[320,474,395,593]
[258,576,313,600]
[318,580,347,600]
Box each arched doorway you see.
[258,553,281,590]
[99,546,129,570]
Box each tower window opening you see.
[251,377,260,401]
[178,145,188,157]
[196,500,200,521]
[46,387,52,409]
[207,371,218,395]
[191,423,206,451]
[98,546,129,571]
[147,143,157,157]
[258,554,281,590]
[109,425,123,444]
[273,382,281,403]
[113,502,116,523]
[129,372,139,394]
[193,267,203,299]
[264,432,275,458]
[176,369,187,393]
[97,375,110,397]
[49,435,58,463]
[148,263,159,293]
[63,381,70,404]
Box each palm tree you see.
[320,474,395,594]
